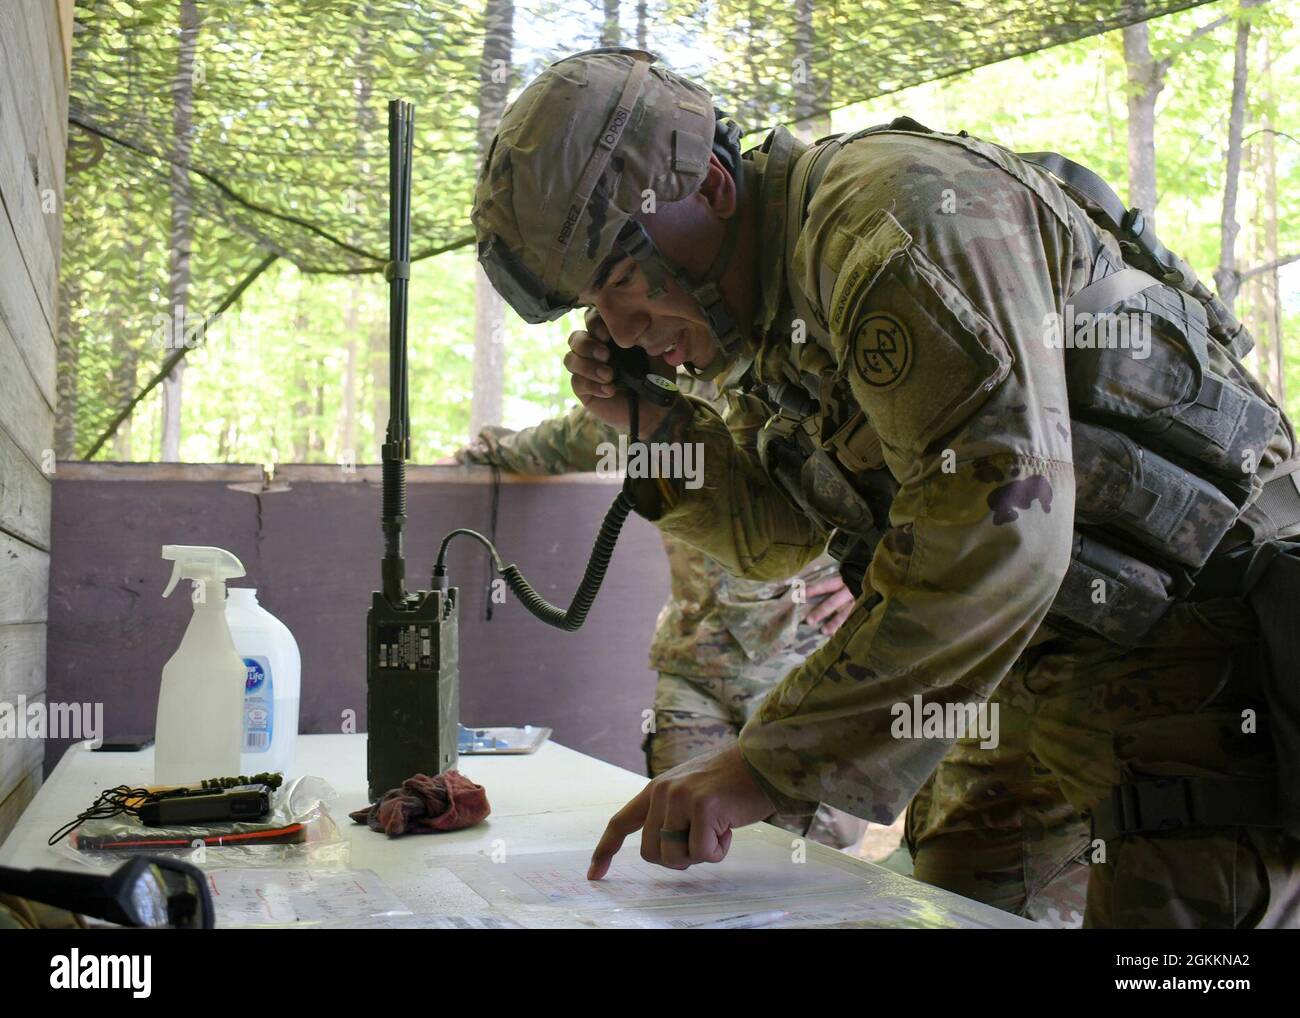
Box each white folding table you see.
[0,734,1038,928]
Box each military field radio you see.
[365,101,671,801]
[366,100,460,801]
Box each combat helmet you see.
[471,47,748,373]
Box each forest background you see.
[57,0,1300,468]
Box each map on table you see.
[207,867,411,926]
[427,830,1038,928]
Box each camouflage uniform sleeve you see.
[735,134,1082,822]
[456,403,619,475]
[627,393,831,582]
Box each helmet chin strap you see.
[617,157,751,384]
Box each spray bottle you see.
[154,545,247,785]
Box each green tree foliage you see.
[836,0,1300,421]
[61,0,1297,464]
[148,250,582,464]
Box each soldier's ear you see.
[696,153,739,220]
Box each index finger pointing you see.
[588,787,652,881]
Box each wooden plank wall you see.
[0,0,72,843]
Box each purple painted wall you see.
[45,464,669,778]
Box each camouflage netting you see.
[61,0,1215,457]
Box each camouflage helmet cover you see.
[471,48,719,322]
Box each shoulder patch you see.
[851,312,911,389]
[837,236,1014,461]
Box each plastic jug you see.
[226,588,301,777]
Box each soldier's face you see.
[576,155,748,371]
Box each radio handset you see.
[605,341,678,408]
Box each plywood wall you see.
[0,0,72,842]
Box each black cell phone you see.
[605,340,678,407]
[93,735,155,752]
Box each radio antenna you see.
[380,99,414,608]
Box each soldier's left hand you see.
[587,744,775,879]
[804,574,855,635]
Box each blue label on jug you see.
[242,656,274,753]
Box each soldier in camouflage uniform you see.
[471,48,1300,927]
[454,387,869,850]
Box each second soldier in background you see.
[456,377,868,850]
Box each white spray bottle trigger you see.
[161,545,246,598]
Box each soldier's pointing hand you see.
[588,744,775,878]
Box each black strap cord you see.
[483,463,502,622]
[48,786,150,846]
[433,392,639,632]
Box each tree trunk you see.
[112,185,149,460]
[792,0,830,143]
[339,281,360,464]
[1244,130,1263,380]
[111,342,137,460]
[1213,3,1255,308]
[600,0,619,47]
[370,318,388,460]
[470,270,507,437]
[354,15,386,461]
[291,297,310,462]
[54,276,80,460]
[636,0,647,50]
[1259,35,1283,403]
[161,0,199,462]
[468,0,514,439]
[311,378,325,457]
[1122,19,1161,225]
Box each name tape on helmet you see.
[544,56,652,288]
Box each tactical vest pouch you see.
[1187,539,1300,836]
[1231,540,1300,835]
[758,403,892,549]
[758,412,827,529]
[1071,420,1239,568]
[1022,150,1257,360]
[1048,533,1175,645]
[1237,458,1300,543]
[801,448,880,539]
[1064,279,1278,479]
[828,412,885,473]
